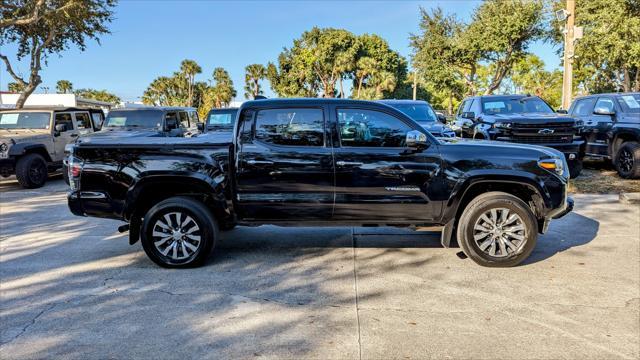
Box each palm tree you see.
[56,80,73,94]
[354,57,377,99]
[244,64,267,99]
[7,82,25,93]
[180,59,202,107]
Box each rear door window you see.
[254,108,324,146]
[179,111,189,128]
[337,108,412,148]
[74,112,93,130]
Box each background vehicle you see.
[0,107,102,188]
[569,92,640,178]
[92,107,201,139]
[67,99,572,268]
[201,108,238,138]
[379,100,455,138]
[452,95,584,178]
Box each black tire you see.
[568,158,583,178]
[15,153,48,189]
[615,141,640,179]
[456,191,538,267]
[140,196,218,268]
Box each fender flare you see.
[8,143,52,162]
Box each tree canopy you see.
[244,64,267,99]
[75,88,120,103]
[56,79,73,94]
[267,27,407,99]
[0,0,116,108]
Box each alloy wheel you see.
[152,211,201,261]
[618,148,634,173]
[472,208,526,258]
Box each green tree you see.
[75,88,120,103]
[0,0,116,108]
[244,64,267,99]
[56,79,73,94]
[352,34,407,99]
[464,0,546,94]
[199,67,236,117]
[551,0,640,93]
[7,82,25,92]
[180,59,202,107]
[506,54,562,108]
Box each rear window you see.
[0,112,50,129]
[104,110,163,128]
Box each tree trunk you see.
[634,68,640,92]
[485,63,509,95]
[623,67,631,92]
[448,92,453,115]
[357,76,364,99]
[15,80,40,109]
[339,78,344,98]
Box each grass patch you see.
[569,160,640,194]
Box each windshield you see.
[388,103,437,123]
[616,94,640,113]
[0,112,50,129]
[482,97,554,114]
[207,110,237,128]
[104,110,163,128]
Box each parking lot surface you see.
[1,179,639,359]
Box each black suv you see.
[569,92,640,178]
[452,95,584,178]
[92,107,201,139]
[379,100,455,138]
[67,98,573,268]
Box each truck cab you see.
[0,107,102,188]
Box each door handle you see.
[246,160,274,165]
[336,161,363,167]
[70,134,78,137]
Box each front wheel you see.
[615,142,640,179]
[140,197,218,268]
[456,192,538,267]
[15,153,48,189]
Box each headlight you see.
[538,158,565,176]
[0,143,7,152]
[493,122,512,129]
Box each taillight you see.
[71,163,82,178]
[68,156,82,191]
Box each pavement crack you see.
[0,302,57,347]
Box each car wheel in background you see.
[615,142,640,179]
[456,191,538,267]
[15,153,48,189]
[140,196,218,268]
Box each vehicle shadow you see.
[523,212,600,265]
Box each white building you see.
[0,93,115,113]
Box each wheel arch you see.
[8,143,53,162]
[610,131,639,157]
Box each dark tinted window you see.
[55,113,74,130]
[104,110,163,128]
[0,112,50,129]
[255,108,324,146]
[386,103,437,123]
[165,112,178,130]
[338,108,412,147]
[482,97,554,114]
[572,98,596,116]
[616,94,640,113]
[74,112,92,129]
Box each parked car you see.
[378,100,455,138]
[569,92,640,178]
[67,98,573,268]
[90,107,201,139]
[0,107,102,188]
[204,108,238,132]
[452,95,584,178]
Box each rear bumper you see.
[68,190,116,218]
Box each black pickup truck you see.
[67,99,573,268]
[452,95,584,178]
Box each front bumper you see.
[0,158,15,177]
[552,196,574,219]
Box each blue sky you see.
[0,0,561,102]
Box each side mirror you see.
[55,124,67,133]
[556,109,568,114]
[196,122,205,132]
[436,112,447,123]
[406,130,428,149]
[462,111,475,120]
[593,107,615,116]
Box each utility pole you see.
[561,0,575,110]
[412,71,417,100]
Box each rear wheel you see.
[456,192,538,267]
[15,153,48,189]
[140,197,217,268]
[615,141,640,179]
